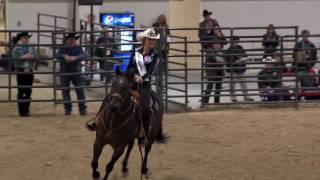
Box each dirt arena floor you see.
[1,98,320,180]
[0,74,320,180]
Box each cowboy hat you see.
[136,28,160,42]
[16,32,32,41]
[202,9,212,16]
[64,33,80,40]
[263,56,275,63]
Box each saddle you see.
[130,89,160,111]
[85,90,161,132]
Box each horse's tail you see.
[150,90,168,144]
[156,127,168,144]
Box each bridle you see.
[103,92,135,139]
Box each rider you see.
[86,28,160,146]
[127,28,160,145]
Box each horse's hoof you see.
[141,167,148,175]
[92,171,100,179]
[122,168,129,178]
[122,167,129,174]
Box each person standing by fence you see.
[201,36,225,104]
[12,32,37,117]
[95,27,115,82]
[153,14,170,70]
[57,33,87,116]
[262,24,280,57]
[224,36,254,102]
[293,30,318,69]
[199,10,221,50]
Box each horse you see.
[90,67,166,180]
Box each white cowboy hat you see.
[263,56,275,63]
[137,28,160,42]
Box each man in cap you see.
[258,57,284,101]
[12,32,37,117]
[199,9,220,50]
[56,33,87,116]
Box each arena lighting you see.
[78,0,103,5]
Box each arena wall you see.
[202,0,320,36]
[6,0,73,30]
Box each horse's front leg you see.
[91,141,105,179]
[122,140,135,176]
[103,145,126,180]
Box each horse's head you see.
[109,67,131,112]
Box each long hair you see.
[155,14,168,27]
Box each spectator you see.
[11,32,37,117]
[201,36,225,104]
[293,29,317,69]
[0,36,19,72]
[224,36,254,102]
[294,50,317,88]
[82,14,102,44]
[153,14,170,70]
[262,24,280,57]
[95,27,115,82]
[56,33,87,116]
[292,49,310,72]
[211,25,227,49]
[258,57,290,101]
[81,14,103,84]
[272,53,287,74]
[199,9,220,50]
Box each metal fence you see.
[0,26,320,112]
[165,26,320,110]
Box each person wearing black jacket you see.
[224,36,253,102]
[293,29,318,69]
[262,24,280,57]
[127,28,160,145]
[95,27,115,82]
[199,10,221,50]
[201,36,225,104]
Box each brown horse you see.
[90,68,166,180]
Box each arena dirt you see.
[1,97,320,180]
[1,75,320,180]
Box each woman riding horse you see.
[127,28,160,145]
[86,28,160,145]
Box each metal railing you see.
[165,34,189,111]
[1,26,320,113]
